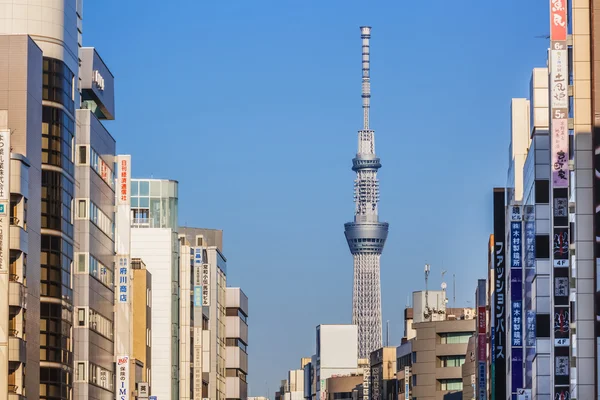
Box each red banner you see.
[478,307,486,334]
[478,334,486,362]
[550,0,567,42]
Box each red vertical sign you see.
[550,0,567,42]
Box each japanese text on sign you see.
[495,241,505,360]
[118,257,128,303]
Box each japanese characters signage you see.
[525,311,536,348]
[194,248,203,307]
[492,188,506,400]
[118,156,130,205]
[0,130,8,273]
[404,366,409,400]
[363,364,370,400]
[118,257,129,303]
[511,301,523,347]
[554,306,570,347]
[477,279,486,400]
[202,263,210,306]
[510,206,523,395]
[550,0,567,42]
[194,327,203,399]
[117,355,130,400]
[551,109,569,188]
[138,383,149,398]
[0,130,9,202]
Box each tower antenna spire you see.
[344,26,389,359]
[361,26,371,130]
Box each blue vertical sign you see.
[510,205,523,395]
[193,248,203,307]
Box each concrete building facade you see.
[0,33,43,400]
[226,287,249,400]
[131,258,152,396]
[130,178,180,400]
[72,48,117,400]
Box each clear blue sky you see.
[84,0,549,396]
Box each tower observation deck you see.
[344,26,389,359]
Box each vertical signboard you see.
[202,262,210,306]
[476,279,486,400]
[510,206,524,393]
[404,366,410,400]
[0,129,9,395]
[117,355,130,400]
[549,1,570,397]
[194,326,203,399]
[492,189,506,400]
[363,362,371,400]
[523,205,536,389]
[194,248,203,307]
[115,155,132,399]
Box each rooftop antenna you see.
[424,264,431,321]
[386,320,390,346]
[441,269,448,317]
[453,273,456,309]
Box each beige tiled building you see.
[410,317,475,399]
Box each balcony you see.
[9,280,25,309]
[8,385,25,400]
[9,336,26,363]
[9,225,27,254]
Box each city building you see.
[396,291,475,400]
[368,347,396,400]
[226,287,249,400]
[73,49,117,400]
[314,324,359,400]
[131,258,152,396]
[0,34,42,399]
[324,375,363,400]
[179,227,228,400]
[278,369,304,400]
[461,336,477,400]
[130,178,180,400]
[343,26,389,359]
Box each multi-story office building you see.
[0,2,121,399]
[397,290,475,400]
[130,178,180,400]
[226,287,249,400]
[73,48,117,400]
[0,34,42,399]
[131,258,152,395]
[179,227,228,400]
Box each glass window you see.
[77,362,85,381]
[440,379,462,391]
[439,356,465,367]
[139,197,149,208]
[139,181,149,196]
[131,197,138,207]
[78,200,86,218]
[78,146,87,164]
[131,180,139,196]
[439,332,472,344]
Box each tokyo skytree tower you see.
[344,26,389,359]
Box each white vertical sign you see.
[404,366,410,400]
[194,327,203,399]
[115,155,132,399]
[117,355,130,400]
[202,263,210,306]
[0,129,9,396]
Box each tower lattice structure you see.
[344,26,389,359]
